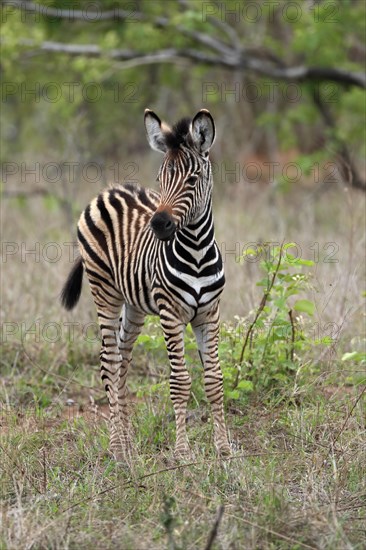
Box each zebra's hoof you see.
[110,444,134,466]
[173,447,193,461]
[217,445,231,458]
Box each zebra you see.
[61,109,230,461]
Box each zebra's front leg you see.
[192,311,231,457]
[161,318,192,457]
[117,304,145,456]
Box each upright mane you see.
[164,117,192,150]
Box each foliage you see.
[1,0,364,192]
[219,243,322,401]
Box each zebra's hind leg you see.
[117,304,145,456]
[94,293,130,463]
[160,317,192,457]
[192,310,231,457]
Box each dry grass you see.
[1,172,366,548]
[1,384,365,549]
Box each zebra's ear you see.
[190,109,215,153]
[144,109,168,153]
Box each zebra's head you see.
[144,109,215,241]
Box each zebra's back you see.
[77,183,160,314]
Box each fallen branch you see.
[204,505,225,550]
[227,513,318,550]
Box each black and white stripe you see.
[61,110,230,460]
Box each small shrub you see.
[220,243,327,402]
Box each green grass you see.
[1,326,365,550]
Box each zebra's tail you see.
[60,257,84,311]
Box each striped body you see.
[79,184,225,321]
[61,110,230,461]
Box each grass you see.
[1,321,365,549]
[1,174,365,548]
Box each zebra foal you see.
[61,109,230,460]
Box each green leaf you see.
[294,299,315,316]
[283,242,297,250]
[319,336,334,345]
[237,380,254,392]
[342,351,366,362]
[227,390,240,400]
[296,259,315,266]
[274,298,286,309]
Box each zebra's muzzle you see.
[150,210,176,241]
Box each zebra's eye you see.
[186,176,198,186]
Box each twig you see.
[233,244,284,389]
[204,505,225,550]
[288,309,295,362]
[332,386,366,447]
[317,386,366,472]
[58,450,295,515]
[42,446,47,494]
[227,513,317,550]
[0,442,43,496]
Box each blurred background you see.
[1,0,365,348]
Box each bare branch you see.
[4,0,234,57]
[174,24,234,57]
[176,0,241,47]
[205,15,241,48]
[1,0,144,22]
[5,0,241,53]
[10,38,366,89]
[312,88,366,189]
[245,59,366,89]
[13,39,230,66]
[4,1,365,88]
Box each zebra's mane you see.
[164,117,192,150]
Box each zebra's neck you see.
[185,200,214,242]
